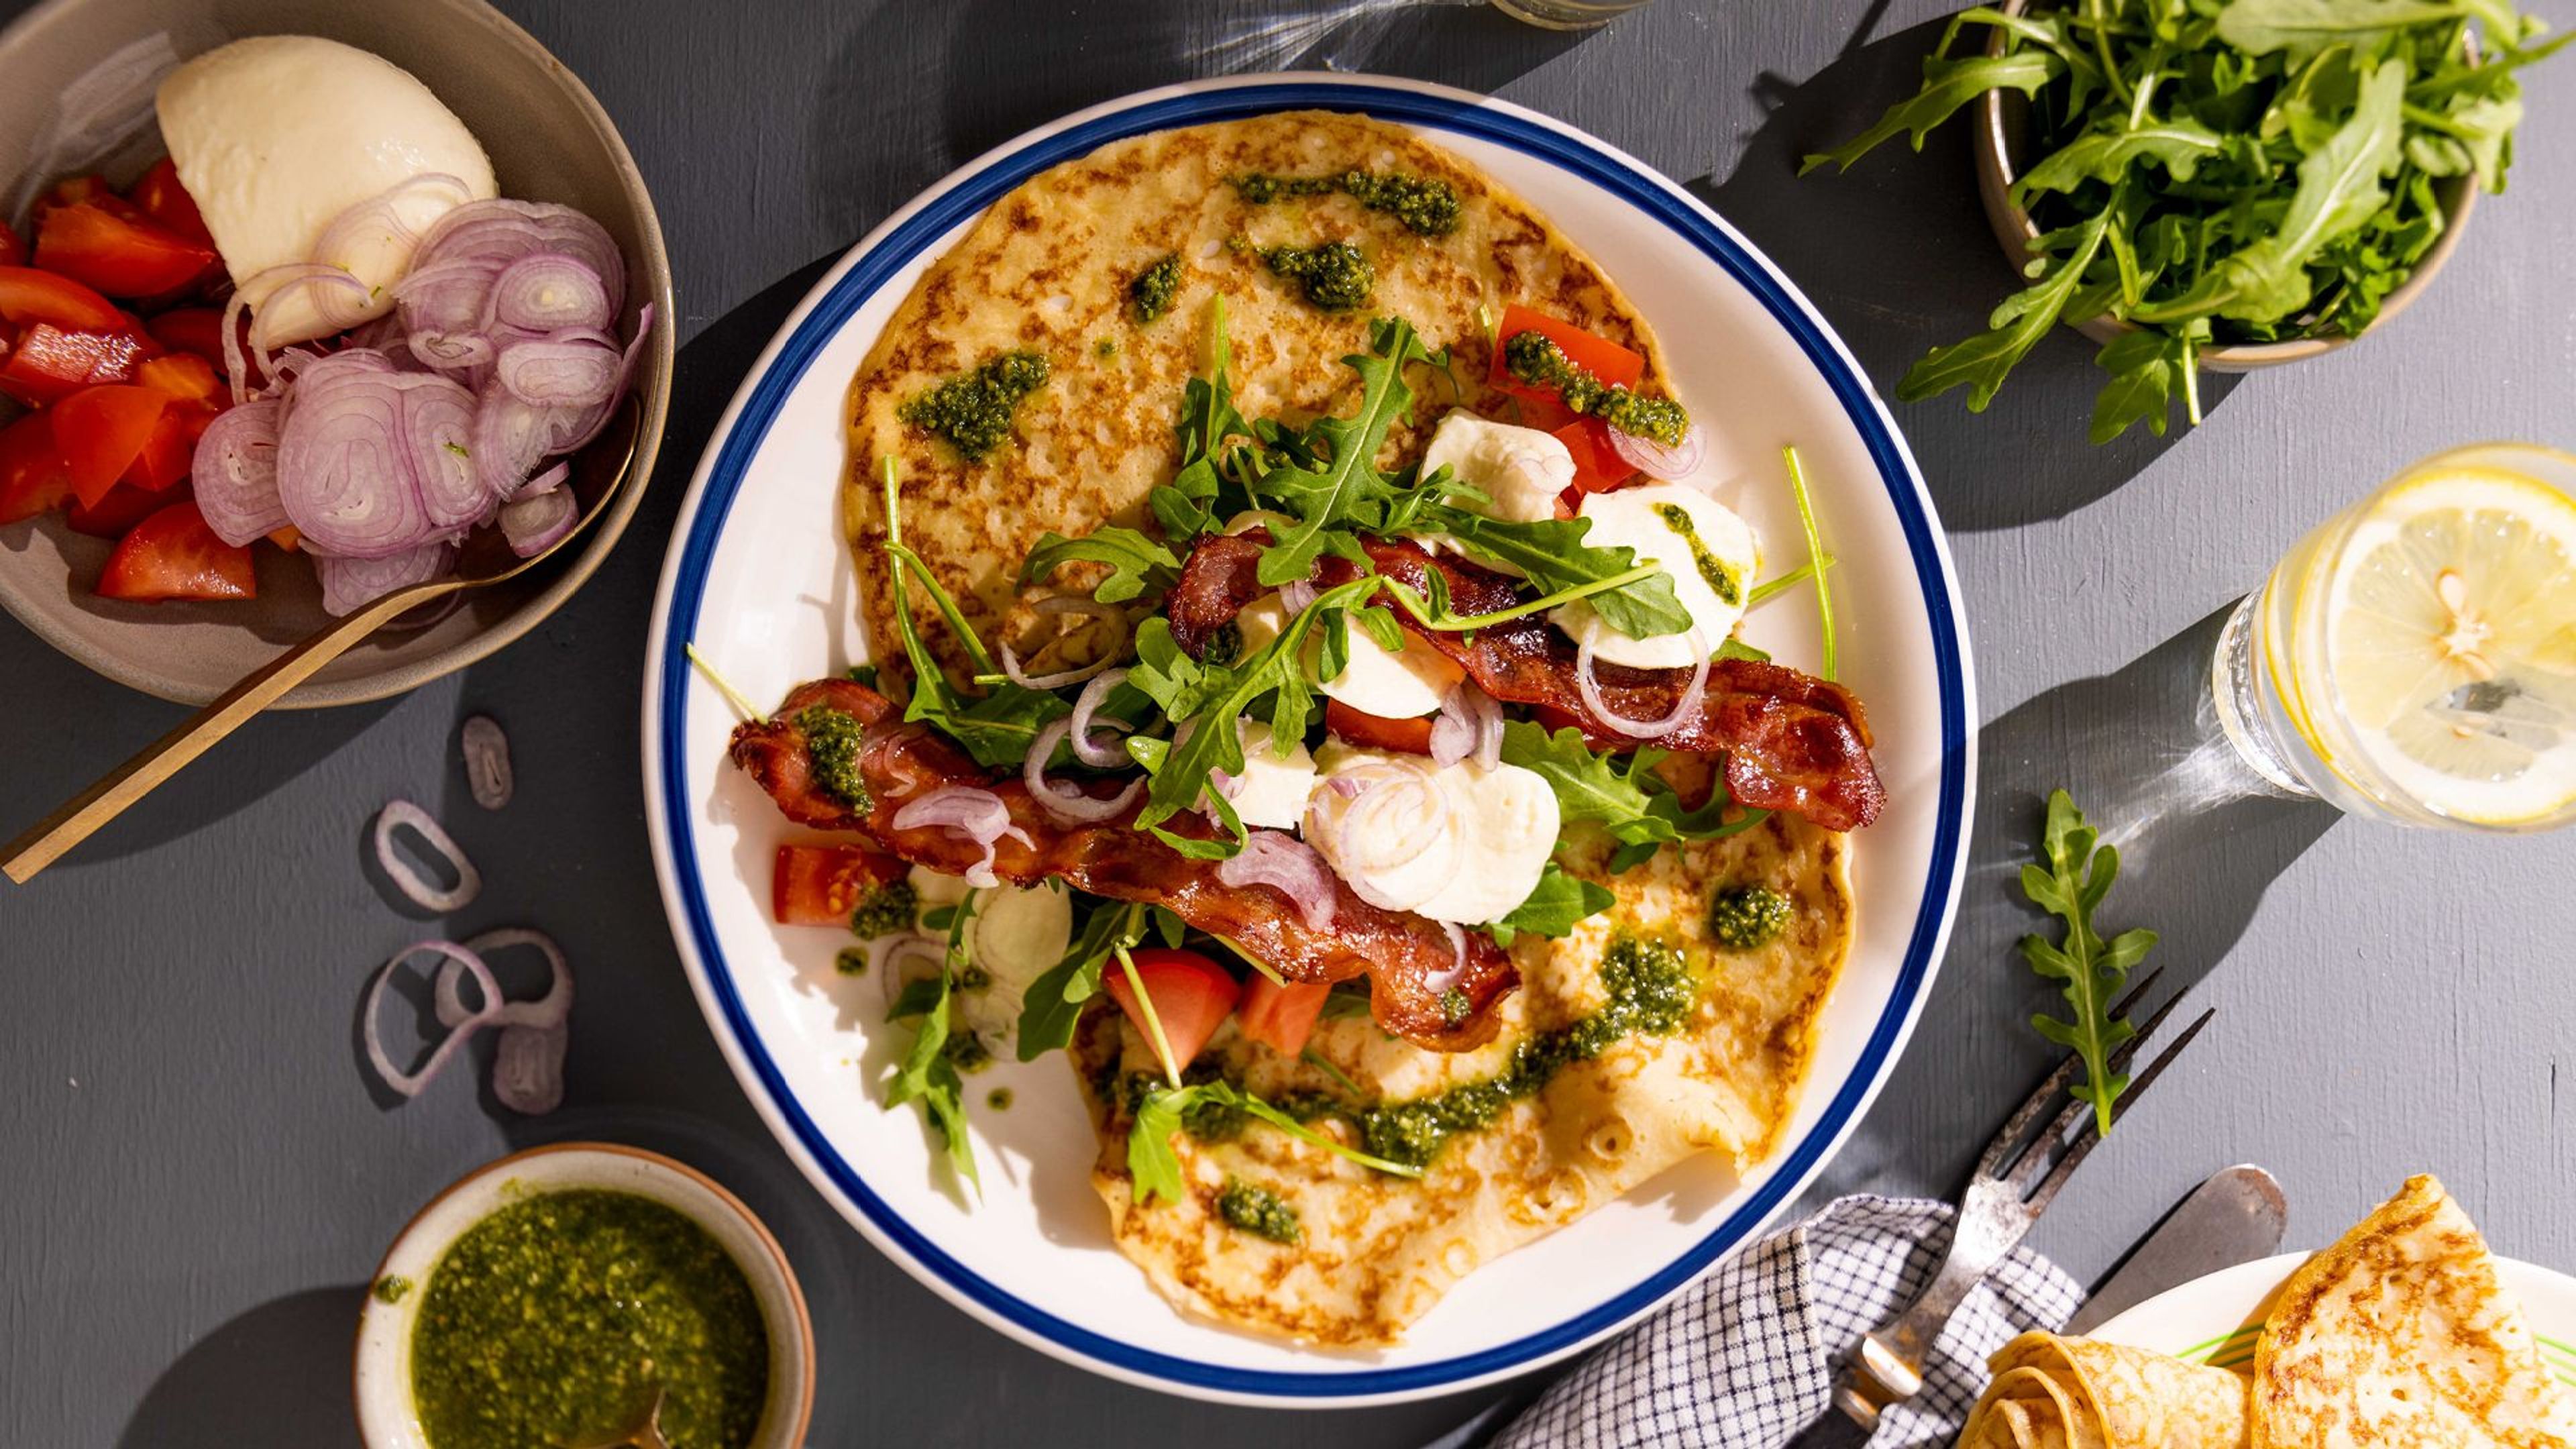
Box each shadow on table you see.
[1807,604,2339,1201]
[119,1285,365,1449]
[1688,11,2240,533]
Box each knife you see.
[2062,1165,2288,1335]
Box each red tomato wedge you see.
[0,219,23,268]
[0,410,72,523]
[1234,976,1332,1058]
[1324,698,1436,754]
[0,322,150,407]
[127,158,217,250]
[0,264,129,332]
[96,499,255,601]
[35,174,115,219]
[1104,948,1242,1071]
[136,352,223,407]
[1552,417,1636,496]
[771,843,909,926]
[66,482,169,537]
[34,202,218,299]
[146,307,262,390]
[1487,304,1645,405]
[121,407,207,492]
[54,384,168,507]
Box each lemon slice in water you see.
[2326,466,2576,824]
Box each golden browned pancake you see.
[1069,811,1851,1346]
[839,110,1666,688]
[1962,1332,2250,1448]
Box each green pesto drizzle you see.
[847,879,917,940]
[1502,331,1689,445]
[986,1087,1014,1110]
[794,705,871,814]
[1708,885,1792,951]
[1231,169,1462,237]
[372,1275,411,1305]
[1128,254,1182,324]
[833,946,869,977]
[1652,502,1743,606]
[1217,1179,1303,1244]
[896,350,1049,462]
[1258,240,1373,312]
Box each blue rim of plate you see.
[651,76,1969,1400]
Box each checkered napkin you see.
[1491,1196,2084,1449]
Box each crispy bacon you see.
[1167,533,1886,832]
[729,684,1515,1051]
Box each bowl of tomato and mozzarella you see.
[0,0,671,706]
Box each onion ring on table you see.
[364,938,502,1097]
[373,799,481,911]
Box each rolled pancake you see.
[2251,1174,2575,1448]
[1962,1331,2250,1448]
[1069,810,1849,1346]
[839,110,1667,688]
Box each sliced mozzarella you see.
[907,863,974,910]
[1554,482,1760,669]
[1236,592,1460,719]
[1222,718,1316,830]
[1419,410,1574,523]
[1302,745,1560,926]
[957,881,1072,1046]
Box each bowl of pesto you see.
[353,1143,814,1449]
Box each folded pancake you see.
[1962,1332,2250,1448]
[1069,811,1849,1346]
[2251,1174,2576,1448]
[839,109,1665,690]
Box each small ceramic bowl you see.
[0,0,674,706]
[1971,0,2475,373]
[352,1143,814,1449]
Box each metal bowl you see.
[0,0,674,706]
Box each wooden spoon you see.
[0,402,641,884]
[565,1385,672,1449]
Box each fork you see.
[1801,968,2214,1442]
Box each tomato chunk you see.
[127,158,217,250]
[1324,698,1435,755]
[0,322,150,407]
[1488,304,1646,407]
[0,219,22,269]
[1235,976,1332,1058]
[96,499,255,601]
[66,482,170,537]
[136,352,223,407]
[1552,417,1637,496]
[0,264,129,332]
[54,384,169,507]
[771,843,909,926]
[146,307,260,390]
[1104,947,1242,1071]
[0,410,72,523]
[34,202,218,299]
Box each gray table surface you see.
[5,1,2571,1444]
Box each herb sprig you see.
[2019,789,2156,1135]
[1129,1080,1423,1206]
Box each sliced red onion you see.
[364,939,502,1097]
[1423,922,1470,995]
[1572,627,1711,740]
[317,543,454,618]
[191,399,285,546]
[275,370,444,557]
[460,714,513,810]
[1067,667,1135,768]
[415,200,625,308]
[499,486,578,558]
[398,373,486,532]
[890,784,1028,888]
[546,303,653,455]
[1304,761,1458,913]
[1428,684,1502,769]
[240,262,376,350]
[373,798,480,910]
[515,460,570,500]
[311,172,474,288]
[1470,688,1505,771]
[432,927,572,1031]
[998,595,1126,690]
[490,252,614,333]
[873,932,946,1013]
[494,332,622,409]
[1022,718,1145,824]
[1605,422,1707,481]
[491,1024,568,1116]
[1214,830,1338,932]
[1280,580,1318,616]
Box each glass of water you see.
[2211,442,2576,831]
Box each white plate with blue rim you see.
[641,72,1974,1407]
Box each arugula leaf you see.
[1499,722,1766,873]
[1418,504,1692,640]
[2013,119,2229,199]
[2088,328,2194,443]
[1490,863,1615,947]
[1128,1080,1423,1207]
[1801,50,2065,173]
[1246,319,1440,586]
[2215,0,2469,62]
[879,459,1070,767]
[2019,789,2156,1137]
[1021,526,1180,604]
[1016,899,1145,1061]
[885,895,983,1189]
[1896,191,2121,413]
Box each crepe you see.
[1069,809,1851,1346]
[839,109,1665,688]
[1962,1332,2250,1448]
[2251,1174,2575,1448]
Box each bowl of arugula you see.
[1807,0,2559,443]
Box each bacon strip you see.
[729,684,1515,1051]
[1167,533,1886,832]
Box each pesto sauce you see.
[795,706,871,814]
[372,1275,411,1305]
[1231,169,1463,237]
[833,946,869,977]
[1708,885,1792,951]
[987,1087,1014,1110]
[1258,240,1374,312]
[409,1190,768,1449]
[847,880,918,940]
[1652,503,1744,606]
[1501,331,1690,445]
[1216,1179,1303,1244]
[1128,254,1182,323]
[896,350,1049,462]
[941,1032,992,1073]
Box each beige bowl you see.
[0,0,673,706]
[352,1142,815,1449]
[1971,0,2475,373]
